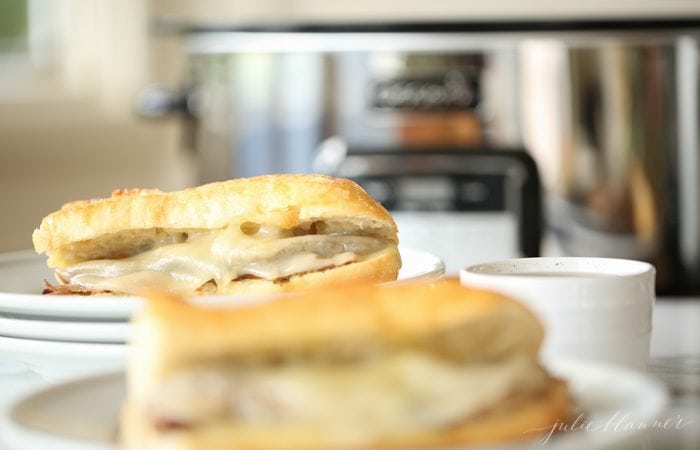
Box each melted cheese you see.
[148,353,547,438]
[56,225,389,294]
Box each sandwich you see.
[121,279,570,449]
[32,174,401,296]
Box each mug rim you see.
[461,256,655,280]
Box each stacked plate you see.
[0,248,445,379]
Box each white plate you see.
[0,336,127,381]
[0,247,444,320]
[0,359,668,450]
[0,316,128,343]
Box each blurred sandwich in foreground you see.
[33,174,400,296]
[121,279,569,449]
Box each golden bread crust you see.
[127,279,544,403]
[122,280,567,450]
[121,378,569,450]
[33,174,397,267]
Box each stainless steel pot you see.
[141,20,700,294]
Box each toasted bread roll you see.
[32,175,400,296]
[122,279,569,449]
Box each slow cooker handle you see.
[135,85,200,155]
[136,85,197,118]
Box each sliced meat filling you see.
[147,353,549,437]
[52,224,391,295]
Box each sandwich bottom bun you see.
[196,246,402,296]
[121,378,569,450]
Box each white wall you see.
[0,0,195,252]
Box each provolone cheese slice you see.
[56,225,390,294]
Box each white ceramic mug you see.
[460,257,655,369]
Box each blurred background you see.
[2,0,700,293]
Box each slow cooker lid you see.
[152,0,700,34]
[162,18,700,35]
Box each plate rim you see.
[0,335,128,356]
[0,316,128,343]
[0,247,444,320]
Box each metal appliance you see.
[320,149,542,274]
[140,19,700,293]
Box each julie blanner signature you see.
[526,412,694,445]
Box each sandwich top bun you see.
[130,279,544,389]
[123,280,569,449]
[33,174,397,267]
[32,175,401,295]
